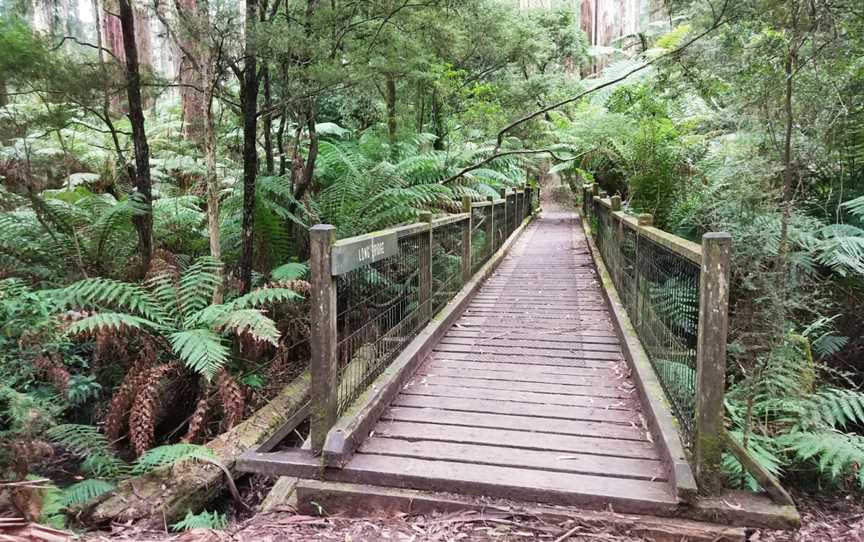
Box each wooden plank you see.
[425,358,621,378]
[392,394,640,424]
[408,374,633,399]
[329,455,677,513]
[437,336,622,352]
[360,438,666,481]
[383,406,645,441]
[420,360,626,384]
[444,329,620,344]
[400,383,636,410]
[429,350,622,366]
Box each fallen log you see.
[80,371,310,527]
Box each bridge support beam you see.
[694,232,732,493]
[310,224,338,454]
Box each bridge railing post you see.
[486,196,495,255]
[525,183,533,218]
[499,188,508,239]
[419,211,433,321]
[310,224,338,453]
[694,232,732,493]
[461,196,472,283]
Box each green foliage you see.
[171,509,228,531]
[56,256,302,379]
[131,443,216,474]
[59,479,116,508]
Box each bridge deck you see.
[324,211,677,513]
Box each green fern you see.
[59,479,116,507]
[46,424,127,478]
[60,256,300,380]
[171,509,228,532]
[780,431,864,487]
[131,443,216,474]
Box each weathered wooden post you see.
[525,183,533,218]
[694,232,732,493]
[461,196,472,283]
[610,195,621,211]
[419,211,433,321]
[486,196,495,255]
[310,224,338,453]
[499,188,508,238]
[591,183,599,197]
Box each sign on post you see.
[331,231,399,275]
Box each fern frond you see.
[131,443,216,474]
[780,430,864,487]
[59,479,115,507]
[171,509,227,532]
[64,312,156,335]
[178,257,223,319]
[213,309,280,345]
[811,388,864,429]
[230,287,303,309]
[271,262,308,281]
[46,424,127,478]
[170,329,229,379]
[60,278,167,323]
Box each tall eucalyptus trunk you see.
[117,0,153,273]
[238,0,260,293]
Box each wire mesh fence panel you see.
[333,231,430,416]
[588,200,701,447]
[506,193,517,237]
[493,201,506,251]
[471,205,493,274]
[431,218,466,315]
[633,235,700,444]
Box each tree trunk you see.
[277,109,287,176]
[262,65,275,174]
[177,0,206,144]
[238,0,259,294]
[431,87,444,150]
[205,80,221,303]
[385,76,397,149]
[0,72,7,108]
[415,81,425,133]
[117,0,153,273]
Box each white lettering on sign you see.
[358,239,386,264]
[331,231,398,275]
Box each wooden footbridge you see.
[239,185,798,529]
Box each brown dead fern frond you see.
[181,388,211,443]
[33,353,70,394]
[215,370,246,429]
[128,363,177,456]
